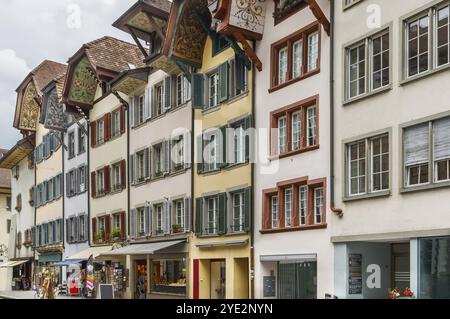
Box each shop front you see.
[100,240,188,299]
[0,259,33,290]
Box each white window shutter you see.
[163,140,170,175]
[434,117,450,161]
[144,205,151,235]
[130,209,136,239]
[130,96,135,128]
[404,123,429,165]
[184,131,192,169]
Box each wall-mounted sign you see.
[348,254,362,295]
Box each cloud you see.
[0,49,30,149]
[0,0,136,149]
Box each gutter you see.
[329,0,343,218]
[87,119,92,247]
[250,40,256,300]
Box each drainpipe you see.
[329,0,343,218]
[250,40,256,300]
[87,118,92,247]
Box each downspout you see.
[62,132,65,251]
[126,103,131,240]
[250,40,256,300]
[87,118,91,246]
[329,0,343,218]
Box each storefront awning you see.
[66,246,113,260]
[260,254,317,263]
[0,260,28,268]
[100,240,186,256]
[195,239,248,249]
[39,254,62,263]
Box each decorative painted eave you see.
[304,0,330,35]
[0,137,34,170]
[162,0,211,69]
[110,67,151,95]
[40,77,72,132]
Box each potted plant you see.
[172,224,182,234]
[112,228,121,241]
[388,288,400,299]
[402,288,414,299]
[96,229,105,243]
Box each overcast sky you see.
[0,0,137,150]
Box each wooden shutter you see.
[144,148,150,178]
[66,219,71,242]
[74,218,79,242]
[90,121,97,148]
[164,76,172,112]
[196,135,204,174]
[92,218,97,243]
[220,125,228,168]
[195,198,203,236]
[235,55,246,91]
[218,62,229,102]
[244,187,252,232]
[66,173,70,197]
[185,197,191,232]
[218,193,227,235]
[130,209,136,239]
[104,166,111,194]
[91,171,96,198]
[120,159,126,189]
[245,115,253,161]
[105,215,111,242]
[191,73,205,109]
[120,106,126,134]
[120,211,126,240]
[104,113,111,142]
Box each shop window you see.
[151,259,187,296]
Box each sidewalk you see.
[0,290,82,299]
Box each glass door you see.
[210,260,226,299]
[392,243,410,293]
[278,261,317,299]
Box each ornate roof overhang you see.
[162,0,211,69]
[15,80,41,132]
[40,80,71,132]
[110,67,150,95]
[0,137,34,170]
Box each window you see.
[271,196,278,229]
[172,136,185,171]
[347,43,366,99]
[207,197,218,235]
[78,125,86,154]
[15,194,22,212]
[232,123,245,164]
[208,72,219,109]
[176,74,191,106]
[137,95,145,125]
[6,196,11,211]
[154,83,164,116]
[97,169,105,194]
[153,143,164,177]
[346,134,390,197]
[273,0,307,24]
[263,178,326,231]
[97,119,105,145]
[137,207,145,236]
[136,150,146,182]
[271,24,320,89]
[68,132,75,158]
[111,110,120,137]
[78,166,86,193]
[6,219,11,234]
[155,204,163,235]
[213,35,229,55]
[404,3,450,79]
[371,31,390,90]
[174,200,185,232]
[97,216,106,240]
[113,214,121,230]
[79,215,87,241]
[229,58,248,98]
[68,170,77,196]
[13,165,20,179]
[112,163,121,191]
[271,99,318,157]
[343,0,363,9]
[284,188,293,227]
[232,192,244,232]
[299,186,308,225]
[205,133,218,172]
[314,188,324,224]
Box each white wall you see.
[254,0,333,298]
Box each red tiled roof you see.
[29,60,67,93]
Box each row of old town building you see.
[1,0,450,299]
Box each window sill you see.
[400,63,450,87]
[202,105,221,115]
[110,188,124,195]
[68,155,76,160]
[269,69,320,94]
[343,84,392,106]
[201,169,221,176]
[223,162,249,171]
[343,190,391,202]
[225,231,248,237]
[227,91,249,105]
[401,181,450,194]
[77,150,86,156]
[260,223,327,234]
[269,145,320,161]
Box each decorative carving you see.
[43,87,68,132]
[230,0,266,34]
[171,0,210,66]
[68,57,98,106]
[19,82,40,131]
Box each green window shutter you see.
[192,73,205,109]
[195,198,203,236]
[244,187,252,232]
[218,193,227,235]
[245,115,253,161]
[220,125,228,168]
[235,55,246,91]
[218,62,229,103]
[196,135,204,174]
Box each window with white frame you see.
[78,125,86,154]
[79,166,86,192]
[174,200,185,232]
[285,188,293,227]
[307,106,317,146]
[176,74,191,106]
[435,117,450,182]
[112,163,121,191]
[154,83,164,116]
[97,119,105,145]
[208,72,219,109]
[155,204,163,235]
[271,195,278,229]
[278,116,287,154]
[307,31,319,72]
[292,111,301,150]
[112,110,120,137]
[292,40,303,79]
[299,186,308,225]
[371,31,390,90]
[137,207,145,236]
[278,46,288,85]
[171,136,184,171]
[68,132,75,158]
[406,14,430,77]
[96,169,105,194]
[347,43,366,99]
[232,192,244,232]
[207,197,218,235]
[314,187,324,224]
[232,123,245,164]
[437,5,450,67]
[404,123,430,187]
[205,134,218,172]
[136,150,146,182]
[79,215,86,241]
[69,170,77,196]
[137,95,145,125]
[113,214,121,230]
[153,143,164,176]
[347,134,390,197]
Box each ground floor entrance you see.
[278,261,317,299]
